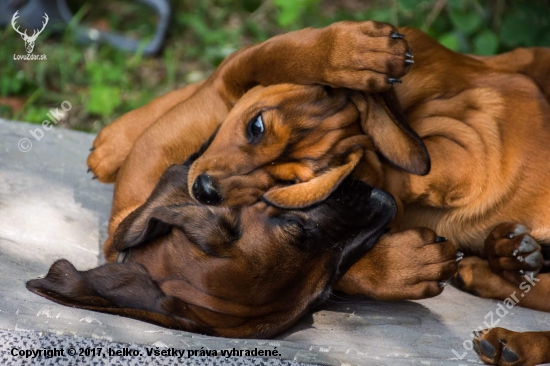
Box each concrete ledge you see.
[2,119,549,365]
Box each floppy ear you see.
[112,160,240,255]
[114,203,241,256]
[351,88,430,176]
[262,148,363,209]
[113,204,191,251]
[26,259,209,333]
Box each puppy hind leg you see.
[484,223,543,284]
[472,327,550,366]
[454,256,550,312]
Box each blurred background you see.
[1,0,549,132]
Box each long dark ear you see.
[113,204,190,251]
[114,203,240,255]
[350,88,430,175]
[112,163,239,253]
[26,259,208,333]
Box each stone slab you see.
[1,119,549,365]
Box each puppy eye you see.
[247,114,264,143]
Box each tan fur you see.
[89,21,456,303]
[87,21,550,354]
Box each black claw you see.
[390,31,405,39]
[405,59,414,65]
[505,232,515,239]
[92,175,98,180]
[386,77,402,84]
[473,340,480,355]
[518,236,538,253]
[87,168,91,173]
[480,340,496,359]
[405,51,414,58]
[502,347,520,363]
[90,147,95,152]
[525,251,542,267]
[435,236,448,243]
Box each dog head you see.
[188,84,429,209]
[27,163,396,338]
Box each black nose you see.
[192,174,223,205]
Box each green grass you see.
[1,0,549,132]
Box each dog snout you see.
[192,173,223,205]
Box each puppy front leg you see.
[88,82,203,183]
[335,228,459,300]
[213,20,413,104]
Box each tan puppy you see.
[79,20,550,362]
[186,27,550,305]
[86,22,459,303]
[187,29,550,364]
[91,24,550,364]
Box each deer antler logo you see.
[12,11,49,54]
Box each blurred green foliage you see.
[1,0,548,131]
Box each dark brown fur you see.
[28,164,399,338]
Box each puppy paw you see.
[485,223,542,284]
[321,21,413,91]
[453,256,493,297]
[337,228,459,300]
[87,122,137,183]
[473,327,550,366]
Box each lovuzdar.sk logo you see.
[12,10,48,61]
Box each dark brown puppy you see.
[28,162,400,338]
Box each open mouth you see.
[333,187,397,277]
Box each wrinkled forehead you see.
[239,83,324,103]
[227,83,339,117]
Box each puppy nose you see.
[192,174,222,205]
